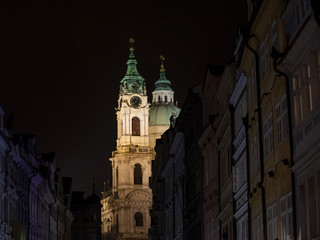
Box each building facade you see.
[0,104,73,240]
[216,63,235,240]
[198,64,223,240]
[281,0,320,239]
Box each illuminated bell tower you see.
[101,39,152,240]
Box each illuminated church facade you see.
[101,39,180,240]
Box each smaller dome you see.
[87,193,101,204]
[149,104,180,126]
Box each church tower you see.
[101,39,153,240]
[101,40,180,240]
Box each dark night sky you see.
[1,1,246,196]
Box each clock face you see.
[130,96,142,108]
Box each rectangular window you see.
[276,95,289,144]
[282,96,289,138]
[260,34,270,80]
[267,203,277,240]
[257,214,261,240]
[252,217,256,240]
[293,75,302,126]
[312,51,320,105]
[276,103,282,143]
[301,64,312,116]
[280,193,293,240]
[210,219,214,240]
[252,214,261,240]
[264,113,273,157]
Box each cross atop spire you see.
[160,55,165,72]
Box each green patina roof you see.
[154,71,173,91]
[154,56,172,91]
[120,40,146,95]
[149,104,180,126]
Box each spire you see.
[160,55,165,72]
[120,38,146,95]
[154,55,172,91]
[129,38,135,60]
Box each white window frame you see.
[264,113,273,157]
[260,34,270,80]
[280,193,294,240]
[281,96,289,139]
[267,203,277,240]
[276,95,288,144]
[237,215,248,240]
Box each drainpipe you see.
[271,47,297,240]
[243,28,267,240]
[217,137,222,239]
[243,115,252,240]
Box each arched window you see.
[134,164,142,185]
[158,96,161,102]
[135,212,143,226]
[165,96,168,102]
[132,117,140,136]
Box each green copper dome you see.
[120,39,146,96]
[149,105,180,126]
[154,72,172,91]
[150,55,180,126]
[154,56,172,91]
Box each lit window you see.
[132,117,140,136]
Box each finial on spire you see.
[160,55,165,72]
[129,38,135,52]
